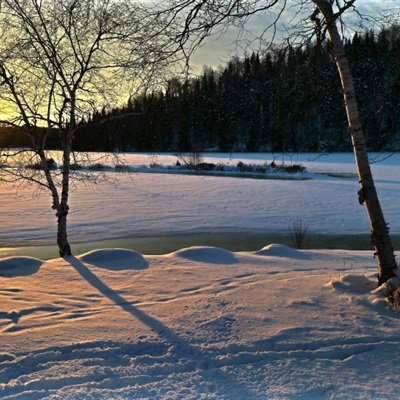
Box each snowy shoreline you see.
[2,231,400,261]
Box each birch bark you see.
[311,0,397,284]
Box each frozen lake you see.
[1,152,399,257]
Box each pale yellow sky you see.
[0,0,398,121]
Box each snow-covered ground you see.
[0,245,399,399]
[1,152,400,399]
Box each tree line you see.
[73,25,400,153]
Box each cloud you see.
[191,0,399,70]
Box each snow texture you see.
[0,152,400,248]
[0,152,399,398]
[0,247,399,399]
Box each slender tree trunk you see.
[57,208,71,256]
[36,145,71,256]
[57,129,72,257]
[311,0,397,285]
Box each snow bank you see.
[254,243,311,259]
[0,256,43,277]
[79,248,148,270]
[171,246,238,264]
[328,274,377,294]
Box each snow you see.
[80,249,148,270]
[1,246,399,399]
[1,152,400,249]
[0,152,400,398]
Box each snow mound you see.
[328,274,376,294]
[78,248,148,270]
[171,246,238,264]
[255,244,310,259]
[0,256,42,277]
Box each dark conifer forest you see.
[74,26,400,153]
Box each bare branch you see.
[0,0,181,255]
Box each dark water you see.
[2,232,399,260]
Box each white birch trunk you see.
[56,104,75,257]
[311,0,397,284]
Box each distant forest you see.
[4,25,400,153]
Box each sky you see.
[0,0,398,119]
[189,0,400,71]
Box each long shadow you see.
[66,255,257,398]
[66,256,187,346]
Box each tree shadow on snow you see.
[67,256,177,340]
[66,255,258,399]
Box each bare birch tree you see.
[309,0,397,284]
[0,0,179,256]
[161,0,397,284]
